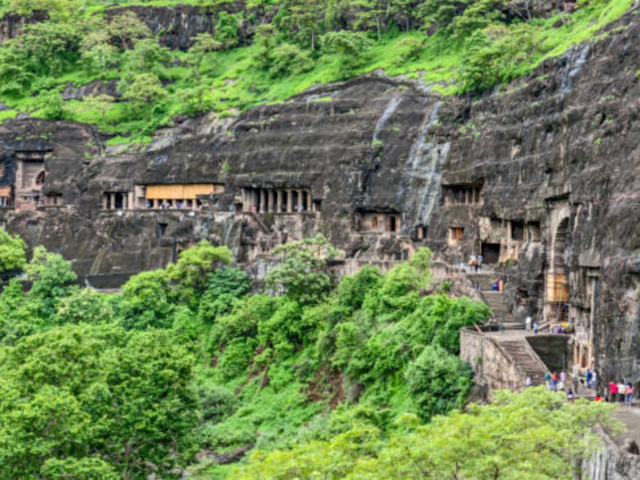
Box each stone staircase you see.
[467,271,524,330]
[500,339,547,386]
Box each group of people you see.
[608,381,635,406]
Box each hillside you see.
[0,0,632,143]
[1,0,640,477]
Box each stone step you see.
[499,339,547,385]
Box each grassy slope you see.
[0,0,633,143]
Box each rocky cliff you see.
[1,5,640,390]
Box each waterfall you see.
[559,44,590,95]
[372,97,402,144]
[400,101,450,229]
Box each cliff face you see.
[1,8,640,385]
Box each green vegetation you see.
[234,387,620,479]
[0,229,620,477]
[0,0,632,141]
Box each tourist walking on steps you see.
[567,389,574,403]
[551,372,558,391]
[626,383,634,407]
[525,316,532,331]
[533,321,539,334]
[560,370,567,387]
[526,376,532,388]
[586,370,593,390]
[573,377,579,393]
[618,382,627,404]
[545,371,552,390]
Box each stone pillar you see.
[276,190,282,213]
[298,190,304,212]
[287,189,293,213]
[259,189,266,213]
[122,194,128,211]
[102,193,108,210]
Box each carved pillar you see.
[287,189,293,213]
[276,190,282,212]
[102,193,108,210]
[259,189,266,213]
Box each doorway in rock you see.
[482,243,501,264]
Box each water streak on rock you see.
[372,97,402,144]
[559,44,590,95]
[400,101,450,229]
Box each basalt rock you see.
[1,5,640,399]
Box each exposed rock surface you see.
[1,5,640,395]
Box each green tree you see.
[53,287,115,325]
[37,90,66,120]
[265,234,339,305]
[24,246,77,317]
[187,33,222,79]
[121,73,168,113]
[81,94,115,124]
[405,344,473,418]
[118,269,174,330]
[214,11,240,49]
[107,11,151,51]
[0,324,199,478]
[320,30,373,74]
[168,240,232,294]
[234,389,620,478]
[269,42,314,78]
[0,227,27,273]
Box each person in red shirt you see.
[609,382,618,402]
[595,395,603,402]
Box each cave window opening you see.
[158,223,168,236]
[372,216,378,229]
[511,221,525,241]
[313,200,322,212]
[448,227,464,246]
[415,225,427,240]
[114,193,124,210]
[389,216,397,233]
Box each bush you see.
[195,382,237,423]
[269,43,314,78]
[0,228,27,273]
[405,345,473,419]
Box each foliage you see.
[405,344,473,418]
[0,227,27,273]
[24,245,77,317]
[168,241,232,293]
[234,388,620,479]
[265,234,339,305]
[0,324,199,478]
[118,269,174,330]
[320,30,374,74]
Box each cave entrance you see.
[481,243,501,264]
